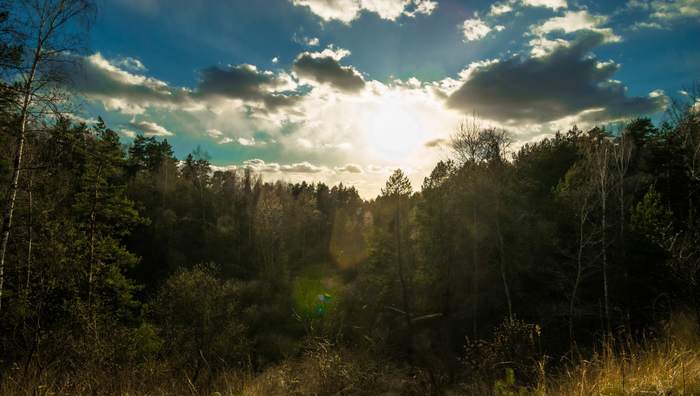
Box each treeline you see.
[0,105,698,393]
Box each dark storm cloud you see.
[293,53,365,93]
[197,64,301,110]
[447,32,667,124]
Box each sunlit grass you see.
[550,313,700,396]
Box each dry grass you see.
[2,315,699,395]
[550,313,700,396]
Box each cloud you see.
[238,137,266,146]
[487,0,567,16]
[281,161,325,173]
[626,0,700,29]
[207,128,223,137]
[118,128,137,138]
[208,129,266,146]
[521,0,567,10]
[648,0,700,20]
[532,10,621,44]
[293,48,366,92]
[631,21,664,30]
[240,158,326,173]
[290,0,437,23]
[67,53,191,115]
[424,138,445,148]
[69,53,304,117]
[446,32,667,124]
[335,163,364,173]
[489,2,513,16]
[197,64,301,110]
[461,17,505,41]
[129,120,174,137]
[293,33,320,46]
[69,114,99,125]
[113,56,147,72]
[66,39,670,199]
[242,158,280,172]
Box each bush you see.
[151,265,251,382]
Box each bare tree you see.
[451,117,484,165]
[0,0,95,310]
[568,186,595,344]
[450,119,482,336]
[588,129,613,333]
[451,119,514,326]
[613,125,633,248]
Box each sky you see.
[69,0,700,197]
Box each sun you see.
[362,101,428,163]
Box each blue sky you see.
[72,0,700,197]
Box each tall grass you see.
[550,313,700,395]
[1,313,699,395]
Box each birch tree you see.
[0,0,95,310]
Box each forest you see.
[1,1,700,395]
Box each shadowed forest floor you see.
[1,313,699,395]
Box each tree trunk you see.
[569,204,588,344]
[472,201,478,338]
[496,198,513,323]
[602,173,610,334]
[88,165,102,307]
[395,198,413,353]
[26,169,33,292]
[0,36,42,311]
[0,100,30,311]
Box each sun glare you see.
[362,101,428,164]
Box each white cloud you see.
[626,0,700,30]
[239,158,327,173]
[238,137,263,146]
[528,10,621,55]
[113,56,147,71]
[129,120,174,137]
[489,2,513,16]
[69,52,192,115]
[281,161,325,173]
[118,128,137,138]
[649,0,700,20]
[207,128,223,138]
[290,0,437,23]
[461,17,502,41]
[521,0,567,10]
[69,114,99,125]
[631,20,664,30]
[305,36,320,46]
[293,33,321,46]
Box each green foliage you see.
[631,184,673,244]
[152,265,251,374]
[493,368,544,396]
